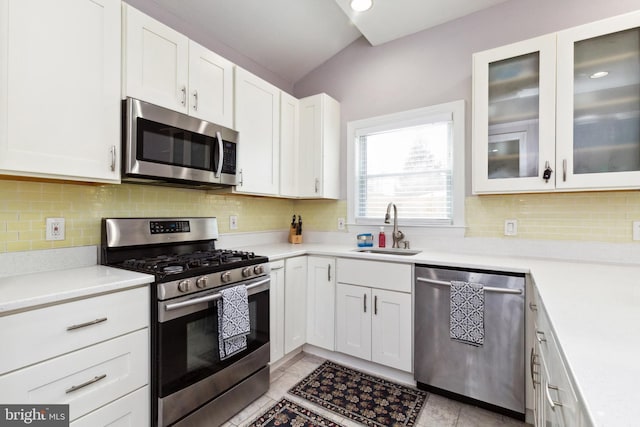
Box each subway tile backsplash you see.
[0,180,294,253]
[2,178,640,253]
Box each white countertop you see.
[1,243,636,425]
[0,266,154,315]
[240,242,640,427]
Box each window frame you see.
[346,100,465,228]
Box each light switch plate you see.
[230,215,238,230]
[337,217,345,230]
[504,219,517,236]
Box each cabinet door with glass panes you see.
[472,34,557,194]
[556,11,640,191]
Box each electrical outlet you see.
[633,221,640,241]
[46,217,65,241]
[504,219,517,236]
[337,217,345,230]
[230,215,238,230]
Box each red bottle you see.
[378,227,386,248]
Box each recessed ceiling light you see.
[350,0,373,12]
[590,71,609,79]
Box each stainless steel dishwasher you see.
[414,264,525,419]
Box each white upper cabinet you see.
[279,92,300,198]
[234,67,281,196]
[122,4,188,113]
[122,4,234,128]
[0,0,121,183]
[473,34,557,194]
[556,11,640,191]
[473,10,640,194]
[298,94,341,199]
[187,40,234,128]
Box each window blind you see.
[355,120,454,224]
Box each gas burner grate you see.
[119,250,259,276]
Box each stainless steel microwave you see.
[122,97,238,188]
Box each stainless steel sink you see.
[353,248,422,256]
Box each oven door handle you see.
[164,278,270,312]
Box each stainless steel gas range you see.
[100,217,270,427]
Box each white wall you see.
[292,0,640,197]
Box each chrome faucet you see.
[384,202,405,248]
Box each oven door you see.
[155,276,269,426]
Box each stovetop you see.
[115,249,268,281]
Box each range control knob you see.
[221,271,232,283]
[178,280,191,293]
[242,267,252,278]
[196,276,208,288]
[253,265,264,275]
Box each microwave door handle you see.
[215,131,223,178]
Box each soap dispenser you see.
[378,227,386,248]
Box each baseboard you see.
[302,344,416,387]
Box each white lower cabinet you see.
[531,289,587,427]
[0,285,150,424]
[335,258,412,372]
[284,256,307,353]
[71,386,149,427]
[336,283,412,372]
[306,256,336,350]
[269,260,286,364]
[336,283,371,360]
[0,330,148,422]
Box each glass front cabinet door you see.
[472,34,557,194]
[556,11,640,190]
[473,11,640,194]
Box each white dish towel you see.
[449,280,485,346]
[218,284,250,360]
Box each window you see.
[347,100,465,227]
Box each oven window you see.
[137,118,214,170]
[157,289,269,398]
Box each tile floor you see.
[221,352,531,427]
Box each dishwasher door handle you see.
[416,277,523,295]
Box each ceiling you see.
[153,0,510,84]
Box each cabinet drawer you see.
[337,258,411,292]
[0,286,149,374]
[0,329,149,422]
[71,386,149,427]
[535,304,580,426]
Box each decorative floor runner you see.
[288,361,427,427]
[246,398,341,427]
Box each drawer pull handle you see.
[535,330,547,343]
[530,348,540,388]
[66,317,107,331]
[529,302,538,311]
[545,384,563,409]
[65,374,107,394]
